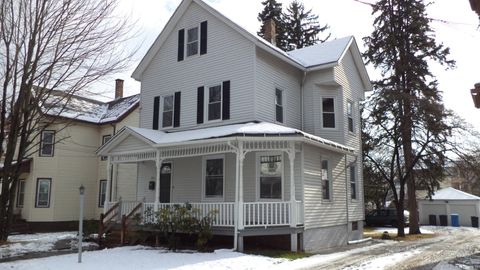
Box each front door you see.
[159,163,171,203]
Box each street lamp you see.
[78,185,85,263]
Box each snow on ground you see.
[0,232,77,259]
[344,248,424,270]
[369,227,435,234]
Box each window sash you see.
[186,27,199,57]
[36,178,51,208]
[347,101,354,132]
[99,180,107,207]
[40,131,55,156]
[101,135,111,161]
[16,180,25,207]
[321,160,330,200]
[350,166,356,199]
[275,89,283,123]
[205,158,223,198]
[322,98,335,128]
[162,95,174,128]
[207,85,222,121]
[259,154,282,199]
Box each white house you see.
[98,0,372,252]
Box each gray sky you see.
[100,0,480,130]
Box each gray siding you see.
[140,2,255,131]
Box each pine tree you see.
[363,0,455,236]
[283,0,330,51]
[257,0,288,51]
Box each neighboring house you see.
[98,0,371,252]
[12,80,139,231]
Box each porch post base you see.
[290,233,298,252]
[238,236,244,252]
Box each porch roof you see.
[97,122,354,155]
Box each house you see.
[97,0,372,252]
[418,187,480,227]
[12,80,139,231]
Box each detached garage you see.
[418,187,480,227]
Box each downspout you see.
[344,154,350,245]
[301,71,307,131]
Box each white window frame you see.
[39,130,55,157]
[204,84,223,123]
[321,158,332,201]
[256,152,284,201]
[347,100,354,133]
[16,179,26,208]
[35,178,51,208]
[275,88,284,124]
[98,179,107,207]
[321,97,336,129]
[202,155,225,201]
[161,94,175,128]
[101,134,112,161]
[350,165,357,200]
[186,25,199,57]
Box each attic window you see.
[186,26,199,57]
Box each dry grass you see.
[364,227,436,241]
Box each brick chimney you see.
[263,18,276,46]
[115,79,124,99]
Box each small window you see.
[162,94,174,128]
[101,135,112,161]
[347,101,354,132]
[98,180,107,207]
[352,221,358,231]
[207,85,222,121]
[350,166,357,200]
[205,157,224,199]
[275,88,283,123]
[186,26,199,57]
[322,98,335,128]
[40,130,55,157]
[321,159,330,200]
[35,178,51,208]
[259,154,282,199]
[16,180,25,208]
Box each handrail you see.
[103,202,120,221]
[126,202,143,220]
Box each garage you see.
[418,187,480,227]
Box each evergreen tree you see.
[283,0,330,51]
[257,0,288,51]
[363,0,455,236]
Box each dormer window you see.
[186,27,199,57]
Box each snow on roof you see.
[287,36,353,68]
[44,92,139,124]
[125,122,353,152]
[428,187,480,200]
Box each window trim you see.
[275,88,284,124]
[98,179,107,207]
[204,84,223,123]
[39,130,55,157]
[186,25,199,58]
[350,165,357,200]
[35,178,52,208]
[16,179,26,208]
[321,157,332,201]
[202,154,225,202]
[347,100,354,133]
[256,152,284,201]
[321,97,337,129]
[101,134,112,161]
[352,221,359,231]
[161,94,175,128]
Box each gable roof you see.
[97,122,354,155]
[131,0,372,91]
[44,91,140,124]
[426,187,480,201]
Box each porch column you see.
[236,142,246,252]
[154,150,162,212]
[288,142,298,252]
[104,157,112,213]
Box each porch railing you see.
[106,201,303,228]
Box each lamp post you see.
[78,185,85,263]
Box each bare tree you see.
[0,0,133,242]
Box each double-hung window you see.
[275,88,284,123]
[35,178,51,208]
[162,94,174,128]
[321,159,331,200]
[347,101,354,132]
[186,26,199,57]
[204,157,224,199]
[259,154,282,199]
[98,180,107,207]
[40,130,55,157]
[101,135,111,161]
[207,85,222,121]
[16,180,25,208]
[322,98,335,128]
[350,166,357,199]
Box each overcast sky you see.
[99,0,480,130]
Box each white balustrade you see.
[243,201,291,227]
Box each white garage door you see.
[450,204,477,226]
[420,203,446,224]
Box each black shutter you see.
[153,96,160,130]
[222,81,230,120]
[174,92,181,127]
[177,29,185,61]
[197,87,204,124]
[200,21,208,55]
